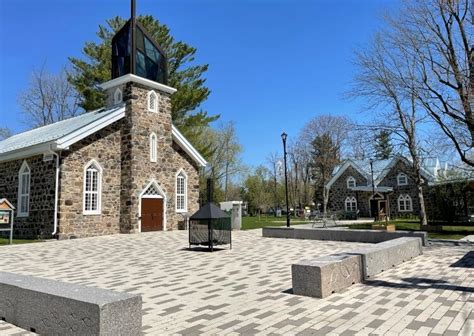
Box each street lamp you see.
[281,132,290,227]
[369,158,376,221]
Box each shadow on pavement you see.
[365,277,474,293]
[450,251,474,268]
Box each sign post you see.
[0,199,15,245]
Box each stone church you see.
[0,8,207,239]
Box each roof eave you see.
[171,126,208,167]
[99,74,177,94]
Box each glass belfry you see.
[111,13,167,84]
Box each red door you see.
[141,198,164,231]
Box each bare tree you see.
[18,65,82,128]
[383,0,473,166]
[298,115,350,213]
[0,127,12,140]
[351,32,429,227]
[266,151,283,214]
[202,122,244,201]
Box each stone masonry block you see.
[0,272,142,336]
[351,237,423,278]
[292,253,363,298]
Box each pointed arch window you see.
[398,194,412,212]
[113,88,123,104]
[345,196,357,212]
[346,176,356,188]
[147,90,159,113]
[176,170,187,212]
[397,173,408,186]
[18,161,31,217]
[83,160,102,215]
[150,133,157,162]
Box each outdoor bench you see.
[0,272,142,335]
[292,237,423,298]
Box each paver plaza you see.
[0,230,472,335]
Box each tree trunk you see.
[417,183,428,228]
[323,187,329,214]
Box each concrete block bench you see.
[0,272,142,335]
[353,237,423,278]
[291,237,423,298]
[292,253,363,298]
[263,226,428,246]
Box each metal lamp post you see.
[281,132,290,227]
[369,158,376,221]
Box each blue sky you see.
[0,0,399,166]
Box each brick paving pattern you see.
[0,230,472,335]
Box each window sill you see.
[16,213,29,218]
[83,211,102,216]
[176,209,188,214]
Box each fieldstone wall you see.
[58,122,122,239]
[328,159,434,218]
[0,80,201,239]
[0,155,55,239]
[328,165,370,216]
[119,82,200,233]
[378,160,428,218]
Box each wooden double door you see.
[141,197,164,231]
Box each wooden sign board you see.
[0,198,14,244]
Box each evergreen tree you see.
[69,16,218,154]
[374,130,393,160]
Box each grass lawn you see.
[242,216,311,230]
[348,220,474,240]
[0,237,42,246]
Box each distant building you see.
[326,156,473,220]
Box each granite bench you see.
[0,272,142,335]
[263,226,428,246]
[292,237,423,298]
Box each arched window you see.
[176,170,187,212]
[147,90,159,113]
[150,133,157,162]
[18,161,30,217]
[345,196,357,212]
[397,173,408,186]
[346,176,356,188]
[398,194,412,212]
[113,88,123,104]
[83,160,102,215]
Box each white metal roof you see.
[0,104,207,167]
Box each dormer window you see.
[346,176,356,188]
[113,88,122,104]
[148,90,158,113]
[397,173,408,186]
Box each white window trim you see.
[397,194,412,212]
[397,173,408,186]
[344,196,357,212]
[346,176,356,189]
[83,159,102,215]
[175,169,188,213]
[17,160,30,217]
[147,90,159,113]
[150,133,157,162]
[113,87,123,105]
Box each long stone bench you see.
[263,226,428,246]
[0,272,142,335]
[292,237,423,298]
